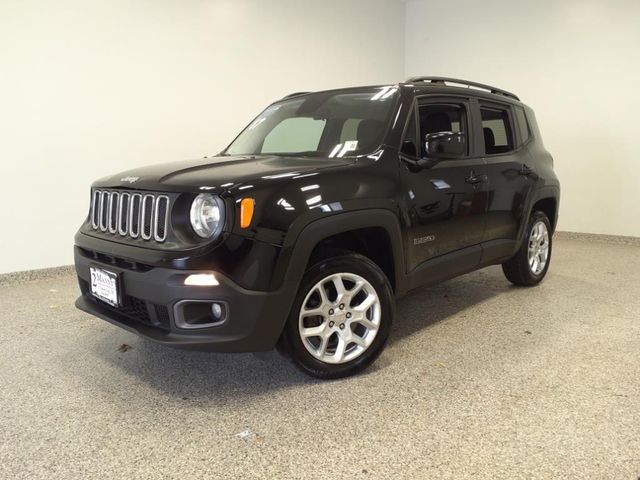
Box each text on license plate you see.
[89,267,120,307]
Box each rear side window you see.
[480,107,514,154]
[514,106,530,145]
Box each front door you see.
[399,97,488,273]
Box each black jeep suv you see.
[75,77,559,378]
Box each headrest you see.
[356,119,384,150]
[483,127,495,148]
[422,112,452,134]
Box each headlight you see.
[190,194,224,238]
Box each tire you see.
[502,210,552,286]
[281,252,394,379]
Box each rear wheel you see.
[281,253,394,379]
[502,210,552,286]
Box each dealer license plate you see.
[89,267,120,307]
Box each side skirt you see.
[402,239,518,296]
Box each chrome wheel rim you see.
[298,272,381,365]
[528,221,550,275]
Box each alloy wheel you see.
[528,221,549,275]
[298,272,381,364]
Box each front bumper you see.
[74,246,292,352]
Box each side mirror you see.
[425,131,466,158]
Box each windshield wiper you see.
[267,151,326,157]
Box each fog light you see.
[184,273,219,286]
[211,302,224,320]
[174,300,227,329]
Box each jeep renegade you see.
[75,77,560,378]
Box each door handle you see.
[519,164,536,176]
[465,171,488,186]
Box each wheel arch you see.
[277,209,406,296]
[307,227,397,291]
[532,197,558,232]
[516,185,560,247]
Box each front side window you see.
[480,107,514,154]
[401,110,418,157]
[225,87,398,158]
[417,104,467,158]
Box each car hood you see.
[92,155,355,193]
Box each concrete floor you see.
[1,235,639,479]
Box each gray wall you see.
[0,0,405,274]
[405,0,640,237]
[2,0,638,274]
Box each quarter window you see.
[514,106,530,145]
[480,107,514,154]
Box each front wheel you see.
[281,253,394,379]
[502,210,553,286]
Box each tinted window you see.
[262,117,325,154]
[514,106,530,144]
[339,118,362,143]
[401,111,418,157]
[225,87,398,158]
[418,104,466,157]
[480,107,514,154]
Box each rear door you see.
[472,99,535,248]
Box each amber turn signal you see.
[240,198,255,228]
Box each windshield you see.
[224,86,398,158]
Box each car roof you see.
[404,76,519,100]
[402,78,524,107]
[281,78,523,106]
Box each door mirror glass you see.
[425,131,466,158]
[418,103,467,159]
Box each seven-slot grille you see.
[90,189,170,242]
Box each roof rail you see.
[281,91,310,100]
[406,76,520,101]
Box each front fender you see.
[272,208,407,294]
[227,159,399,244]
[252,208,406,348]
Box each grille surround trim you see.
[99,191,109,232]
[117,192,130,236]
[140,194,154,240]
[91,191,100,229]
[107,192,118,234]
[129,193,142,239]
[153,195,170,242]
[90,189,171,243]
